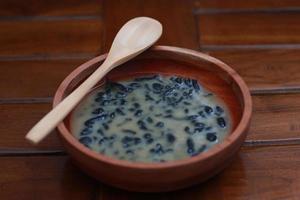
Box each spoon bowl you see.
[106,17,163,68]
[113,17,162,49]
[26,17,162,144]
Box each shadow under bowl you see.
[53,45,252,192]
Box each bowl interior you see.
[61,50,243,152]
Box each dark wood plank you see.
[1,50,300,98]
[0,0,102,17]
[98,145,300,199]
[0,156,97,199]
[249,93,300,141]
[0,103,62,150]
[103,0,198,50]
[194,0,300,9]
[197,12,300,45]
[0,19,103,57]
[206,49,300,90]
[0,59,87,98]
[2,93,300,150]
[4,143,298,199]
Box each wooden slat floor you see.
[1,0,299,199]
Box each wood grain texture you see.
[97,145,300,199]
[206,49,300,90]
[249,94,300,140]
[0,145,298,199]
[0,103,62,150]
[0,0,102,17]
[2,49,300,98]
[0,19,103,57]
[2,93,300,150]
[0,156,97,200]
[103,0,198,50]
[197,12,300,45]
[1,146,299,199]
[0,59,87,98]
[194,0,300,9]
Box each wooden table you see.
[1,0,300,199]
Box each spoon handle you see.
[26,61,112,144]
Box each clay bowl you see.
[53,45,252,192]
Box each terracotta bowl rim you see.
[53,45,252,170]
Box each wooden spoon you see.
[26,17,162,144]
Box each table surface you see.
[1,0,300,199]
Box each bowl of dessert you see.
[53,45,252,192]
